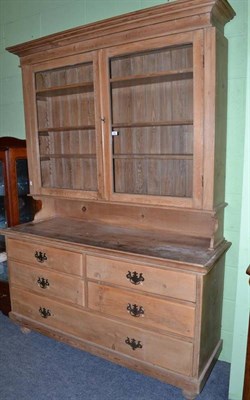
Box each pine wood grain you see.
[10,261,85,306]
[88,282,195,337]
[4,217,230,267]
[11,287,193,376]
[7,238,83,276]
[87,254,196,302]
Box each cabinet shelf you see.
[36,82,94,98]
[38,125,95,134]
[112,120,193,129]
[112,154,193,160]
[40,154,96,161]
[110,68,193,88]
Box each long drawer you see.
[7,238,83,276]
[11,287,193,376]
[88,282,195,337]
[10,261,85,306]
[87,255,196,302]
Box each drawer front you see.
[12,287,193,376]
[88,282,195,337]
[10,261,85,306]
[87,255,196,302]
[7,239,82,276]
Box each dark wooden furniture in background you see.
[0,137,35,315]
[243,266,250,400]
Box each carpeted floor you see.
[0,312,230,400]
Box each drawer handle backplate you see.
[37,277,50,289]
[35,251,47,263]
[126,271,144,285]
[39,307,51,319]
[127,303,144,318]
[125,337,143,351]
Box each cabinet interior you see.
[36,62,97,191]
[35,44,194,199]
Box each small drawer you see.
[10,261,85,306]
[7,238,83,276]
[88,282,195,337]
[87,255,196,302]
[11,287,193,376]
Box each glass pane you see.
[0,161,5,196]
[113,126,193,155]
[113,158,193,197]
[38,129,97,190]
[0,259,8,282]
[35,63,93,90]
[0,161,7,230]
[40,156,97,191]
[16,159,35,224]
[110,45,194,198]
[16,159,29,195]
[111,79,193,125]
[35,62,97,191]
[110,45,193,78]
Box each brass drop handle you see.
[35,251,47,263]
[39,307,51,319]
[37,277,50,289]
[125,337,143,351]
[126,271,144,285]
[127,303,144,317]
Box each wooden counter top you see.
[3,217,230,269]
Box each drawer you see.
[11,287,193,376]
[88,282,195,337]
[10,261,85,306]
[87,255,196,302]
[7,238,83,276]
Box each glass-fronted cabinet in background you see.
[0,137,36,315]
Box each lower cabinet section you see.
[6,236,227,399]
[11,287,194,376]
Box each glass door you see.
[16,158,34,224]
[0,158,7,235]
[33,53,102,197]
[0,157,7,283]
[110,45,193,196]
[104,32,203,207]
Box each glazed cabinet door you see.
[101,30,204,208]
[22,52,103,199]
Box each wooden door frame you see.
[243,267,250,400]
[243,319,250,400]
